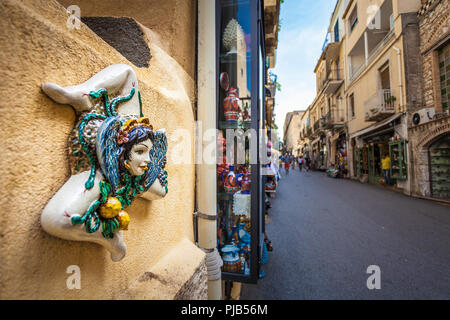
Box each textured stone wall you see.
[174,261,208,300]
[418,0,450,110]
[402,13,424,113]
[409,115,450,197]
[407,0,450,198]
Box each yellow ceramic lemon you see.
[99,197,122,219]
[117,211,130,230]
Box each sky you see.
[272,0,338,138]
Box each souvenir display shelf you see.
[216,0,265,284]
[389,140,408,180]
[429,134,450,199]
[355,147,368,178]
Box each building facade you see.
[408,0,450,201]
[299,0,349,172]
[283,111,304,156]
[344,0,423,192]
[297,0,450,200]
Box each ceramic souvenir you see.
[239,173,251,194]
[40,64,168,261]
[221,244,242,273]
[222,18,245,55]
[223,87,241,122]
[222,165,243,194]
[241,102,251,123]
[233,192,251,218]
[237,222,251,254]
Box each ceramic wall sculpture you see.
[40,64,168,261]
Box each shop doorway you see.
[368,143,382,184]
[429,134,450,200]
[365,135,390,184]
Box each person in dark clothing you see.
[305,157,310,171]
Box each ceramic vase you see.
[223,87,241,122]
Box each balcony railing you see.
[364,89,396,121]
[321,106,345,128]
[367,30,394,66]
[349,30,395,82]
[322,68,344,94]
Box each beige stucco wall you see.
[344,0,423,136]
[0,0,206,299]
[345,28,406,135]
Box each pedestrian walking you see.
[305,157,310,172]
[381,153,391,185]
[298,156,303,172]
[284,156,290,175]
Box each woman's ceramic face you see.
[128,138,152,176]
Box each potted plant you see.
[385,95,396,109]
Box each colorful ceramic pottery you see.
[223,87,241,122]
[222,165,243,194]
[239,173,251,194]
[241,102,251,122]
[221,244,242,273]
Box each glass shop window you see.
[217,0,253,277]
[438,41,450,112]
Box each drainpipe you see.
[392,45,412,195]
[392,46,404,112]
[196,0,222,300]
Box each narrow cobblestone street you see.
[241,168,450,299]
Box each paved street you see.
[241,168,450,299]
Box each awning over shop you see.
[350,113,403,139]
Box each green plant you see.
[275,82,282,92]
[385,96,397,103]
[277,18,283,32]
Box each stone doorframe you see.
[409,115,450,198]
